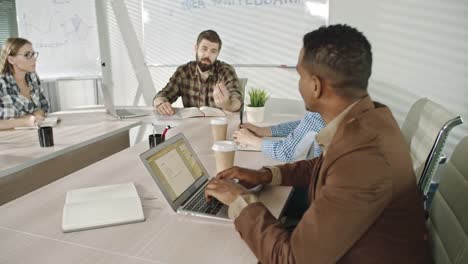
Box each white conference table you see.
[0,111,302,264]
[0,109,143,204]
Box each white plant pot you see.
[246,106,265,123]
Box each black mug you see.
[149,134,164,148]
[38,126,54,147]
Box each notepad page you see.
[41,116,59,127]
[14,116,60,130]
[65,182,139,204]
[62,182,144,232]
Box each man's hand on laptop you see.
[204,178,249,205]
[155,101,175,116]
[215,166,272,189]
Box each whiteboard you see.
[143,0,328,67]
[16,0,101,80]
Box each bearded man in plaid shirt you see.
[153,30,242,116]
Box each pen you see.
[161,125,171,140]
[240,104,244,126]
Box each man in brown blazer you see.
[204,24,431,263]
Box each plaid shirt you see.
[155,60,242,108]
[0,72,49,119]
[262,111,325,161]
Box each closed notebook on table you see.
[14,116,60,130]
[62,182,145,232]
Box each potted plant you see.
[246,88,269,123]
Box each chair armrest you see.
[438,154,447,164]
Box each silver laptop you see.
[140,133,230,221]
[101,85,149,119]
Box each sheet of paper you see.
[153,149,195,197]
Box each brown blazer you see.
[234,97,431,263]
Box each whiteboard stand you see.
[95,0,113,108]
[106,0,156,106]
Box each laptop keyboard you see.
[184,190,223,215]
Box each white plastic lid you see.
[212,141,237,152]
[210,117,227,125]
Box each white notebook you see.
[62,182,145,233]
[14,116,60,130]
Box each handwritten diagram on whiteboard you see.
[16,0,101,80]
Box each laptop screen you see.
[144,138,204,202]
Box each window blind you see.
[0,0,18,45]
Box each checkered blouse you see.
[0,72,49,119]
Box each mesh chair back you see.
[401,98,463,196]
[427,137,468,264]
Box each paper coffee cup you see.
[210,118,228,142]
[212,141,236,173]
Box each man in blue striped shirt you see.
[233,111,325,162]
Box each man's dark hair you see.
[302,24,372,98]
[197,30,222,51]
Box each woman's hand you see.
[239,122,271,137]
[21,114,37,127]
[32,110,45,122]
[233,128,263,149]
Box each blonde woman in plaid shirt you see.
[0,38,49,130]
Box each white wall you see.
[98,0,467,154]
[329,0,468,156]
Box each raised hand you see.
[213,83,230,108]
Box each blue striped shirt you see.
[261,111,325,162]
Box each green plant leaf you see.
[248,88,269,107]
